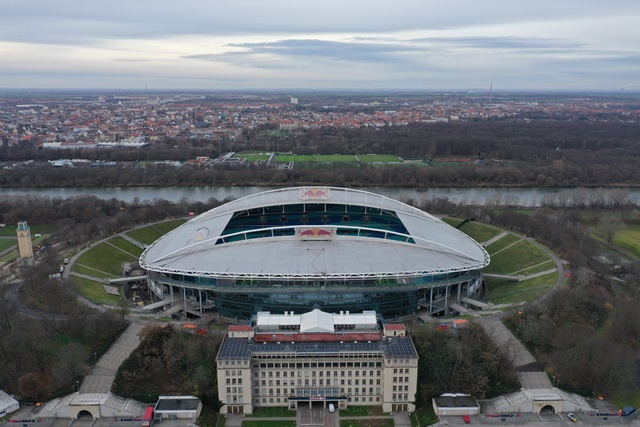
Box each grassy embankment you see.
[444,218,558,305]
[71,219,186,305]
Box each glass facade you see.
[149,269,482,319]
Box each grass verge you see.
[485,272,557,304]
[72,276,122,305]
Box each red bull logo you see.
[297,227,335,239]
[299,187,331,200]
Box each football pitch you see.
[234,152,403,163]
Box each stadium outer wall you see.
[140,186,489,320]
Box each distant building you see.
[291,97,298,105]
[216,309,418,415]
[17,221,34,260]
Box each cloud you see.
[185,39,423,68]
[0,0,639,89]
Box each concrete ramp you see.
[418,313,434,322]
[142,298,172,311]
[450,303,470,314]
[80,323,144,394]
[160,301,184,317]
[482,319,536,367]
[461,297,489,309]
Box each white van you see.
[328,403,335,413]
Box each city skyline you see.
[1,0,639,91]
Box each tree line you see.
[2,121,640,188]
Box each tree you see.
[598,216,622,244]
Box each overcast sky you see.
[1,0,639,91]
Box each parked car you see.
[463,415,471,424]
[621,406,636,417]
[567,413,577,422]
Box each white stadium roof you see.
[140,187,489,279]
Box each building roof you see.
[140,187,489,279]
[255,309,378,332]
[155,396,201,412]
[0,389,18,410]
[254,332,382,343]
[433,394,479,409]
[217,334,417,360]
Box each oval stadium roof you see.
[140,187,489,279]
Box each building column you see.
[429,287,433,312]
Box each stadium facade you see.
[140,187,489,319]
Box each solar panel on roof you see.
[218,336,417,360]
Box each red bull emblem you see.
[299,187,331,200]
[297,227,335,239]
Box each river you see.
[1,186,639,207]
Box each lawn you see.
[484,233,521,255]
[75,241,139,277]
[72,276,123,305]
[609,390,640,410]
[340,420,393,427]
[340,406,370,416]
[72,263,118,279]
[238,154,272,162]
[611,225,640,258]
[108,236,144,257]
[126,226,163,245]
[485,271,557,304]
[443,218,503,244]
[275,154,357,163]
[358,154,402,163]
[0,223,55,236]
[242,421,295,427]
[484,239,552,275]
[0,239,17,252]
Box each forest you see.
[0,256,127,401]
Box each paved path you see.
[481,318,552,390]
[80,322,144,393]
[483,231,508,246]
[119,233,146,249]
[481,319,536,368]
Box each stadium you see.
[139,187,490,319]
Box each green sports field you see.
[358,154,402,163]
[274,154,357,163]
[239,154,272,162]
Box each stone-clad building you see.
[216,309,418,414]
